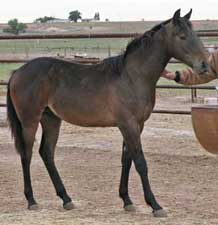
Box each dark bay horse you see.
[7,9,208,217]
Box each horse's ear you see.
[173,9,181,25]
[184,8,192,20]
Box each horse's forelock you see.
[174,17,193,33]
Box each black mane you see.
[103,54,124,75]
[124,18,172,59]
[102,18,172,76]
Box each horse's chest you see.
[142,102,155,121]
[127,98,154,122]
[135,95,155,122]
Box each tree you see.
[3,19,27,35]
[34,16,55,23]
[68,10,82,22]
[94,12,100,21]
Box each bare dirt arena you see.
[1,95,218,225]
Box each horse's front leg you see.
[118,118,167,217]
[119,123,145,211]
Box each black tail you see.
[7,73,25,156]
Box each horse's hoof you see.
[63,202,75,210]
[124,204,136,212]
[28,204,39,211]
[153,209,167,218]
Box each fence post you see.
[191,87,197,103]
[25,47,29,59]
[108,45,111,57]
[64,48,67,57]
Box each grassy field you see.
[0,21,218,57]
[0,37,217,58]
[0,21,154,57]
[0,38,130,57]
[0,20,217,96]
[0,63,22,80]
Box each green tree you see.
[94,12,100,21]
[68,10,82,22]
[3,19,27,35]
[34,16,55,23]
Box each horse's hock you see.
[192,105,218,154]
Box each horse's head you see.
[165,9,208,74]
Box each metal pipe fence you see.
[0,31,218,40]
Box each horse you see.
[7,9,208,217]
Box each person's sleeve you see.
[178,51,217,85]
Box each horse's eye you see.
[180,35,186,40]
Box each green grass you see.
[0,63,23,80]
[0,37,217,57]
[0,20,218,56]
[0,38,130,56]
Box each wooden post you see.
[191,87,197,103]
[64,48,67,57]
[108,45,111,57]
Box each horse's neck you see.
[124,41,170,85]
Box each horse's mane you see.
[102,54,124,76]
[124,18,172,59]
[103,18,172,75]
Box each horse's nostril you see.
[201,61,208,72]
[202,61,207,69]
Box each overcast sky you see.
[0,0,218,23]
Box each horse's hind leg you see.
[119,141,135,211]
[21,124,39,210]
[39,109,74,210]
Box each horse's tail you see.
[7,71,25,157]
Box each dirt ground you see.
[1,95,218,225]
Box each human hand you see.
[161,70,176,80]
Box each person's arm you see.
[161,50,218,85]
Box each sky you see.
[0,0,218,23]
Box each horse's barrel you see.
[191,104,218,154]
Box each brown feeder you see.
[191,105,218,154]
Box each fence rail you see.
[157,85,216,90]
[0,31,218,40]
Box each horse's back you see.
[9,57,118,127]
